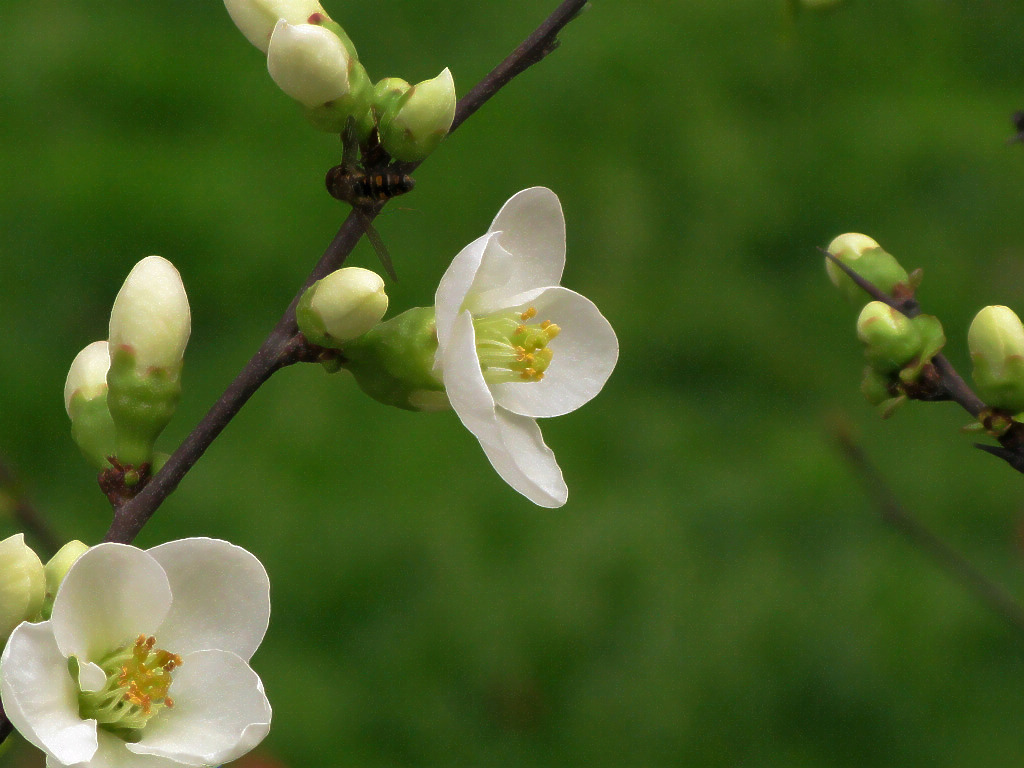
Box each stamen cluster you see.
[473,307,561,383]
[79,634,182,738]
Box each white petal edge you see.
[129,649,271,766]
[490,286,618,419]
[486,187,566,292]
[51,544,172,664]
[442,312,567,507]
[434,231,495,358]
[1,621,98,766]
[147,538,270,661]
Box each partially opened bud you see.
[107,256,190,466]
[268,20,351,108]
[377,68,456,162]
[826,233,909,304]
[0,534,45,644]
[969,305,1024,412]
[224,0,331,53]
[856,301,922,373]
[297,267,389,348]
[64,341,116,470]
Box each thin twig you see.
[102,0,591,545]
[833,422,1024,637]
[0,456,61,557]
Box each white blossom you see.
[434,187,618,507]
[0,538,271,768]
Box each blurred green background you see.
[5,0,1024,765]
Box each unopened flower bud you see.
[856,301,922,373]
[826,233,909,304]
[297,267,389,348]
[341,307,449,411]
[107,256,190,466]
[377,68,456,162]
[64,341,116,470]
[969,305,1024,412]
[224,0,331,53]
[109,256,191,373]
[0,534,45,643]
[267,20,351,108]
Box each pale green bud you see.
[341,307,448,411]
[64,341,116,470]
[297,267,389,348]
[968,305,1024,412]
[377,68,456,162]
[42,540,88,615]
[109,256,191,374]
[107,256,189,466]
[267,20,351,109]
[0,534,45,643]
[826,233,909,304]
[224,0,331,53]
[856,301,921,373]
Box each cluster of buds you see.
[0,535,86,646]
[225,0,456,162]
[64,256,191,472]
[825,234,945,415]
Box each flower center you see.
[472,307,561,384]
[77,634,182,740]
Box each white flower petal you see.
[62,730,186,768]
[77,661,107,693]
[1,621,98,766]
[434,232,495,356]
[51,544,172,663]
[129,649,271,766]
[441,311,501,438]
[147,538,270,661]
[442,312,567,507]
[489,407,567,508]
[490,286,619,418]
[485,187,565,292]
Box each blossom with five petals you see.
[433,187,618,508]
[0,537,272,768]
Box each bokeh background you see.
[4,0,1024,765]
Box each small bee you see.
[326,117,415,280]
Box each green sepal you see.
[897,314,946,383]
[341,307,446,411]
[106,348,182,467]
[305,59,373,134]
[971,353,1024,413]
[68,393,116,470]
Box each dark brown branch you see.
[0,456,61,557]
[101,0,591,545]
[833,422,1024,637]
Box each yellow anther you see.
[520,307,537,321]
